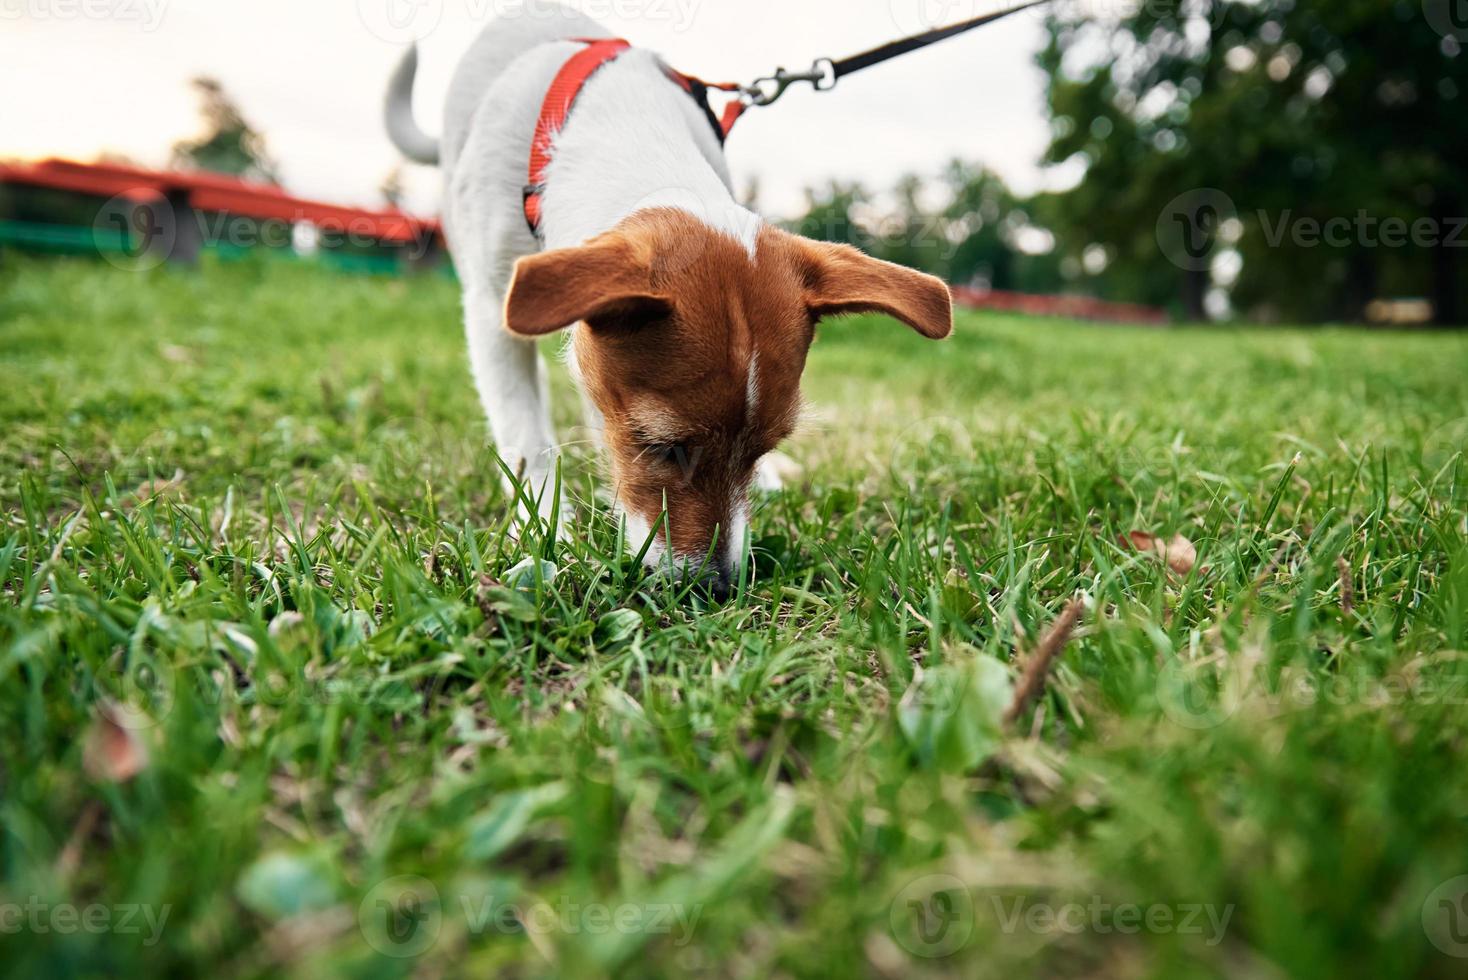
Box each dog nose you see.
[707,566,732,603]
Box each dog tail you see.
[385,44,441,166]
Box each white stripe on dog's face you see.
[745,353,760,424]
[559,211,809,575]
[504,209,948,580]
[725,498,751,574]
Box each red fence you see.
[0,157,442,246]
[952,285,1168,325]
[4,160,1170,322]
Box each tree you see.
[787,165,1067,294]
[788,181,874,253]
[171,77,279,184]
[1038,0,1466,324]
[940,161,1015,288]
[380,165,405,209]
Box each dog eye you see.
[648,442,689,465]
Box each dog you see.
[385,2,952,598]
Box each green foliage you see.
[897,654,1011,772]
[1038,0,1468,323]
[1,258,1467,977]
[170,77,279,184]
[786,163,1065,293]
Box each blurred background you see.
[1,0,1464,325]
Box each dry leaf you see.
[82,706,149,783]
[1120,530,1197,575]
[1124,530,1159,553]
[132,469,185,501]
[1161,534,1197,575]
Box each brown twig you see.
[55,800,103,879]
[1337,556,1355,618]
[1004,597,1085,727]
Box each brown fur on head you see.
[503,207,952,578]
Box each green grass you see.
[2,254,1467,979]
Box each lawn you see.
[1,254,1466,979]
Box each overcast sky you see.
[0,0,1065,219]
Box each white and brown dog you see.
[386,2,952,597]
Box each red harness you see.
[522,38,747,237]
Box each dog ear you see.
[800,241,953,340]
[503,236,671,337]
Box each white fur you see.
[745,353,760,423]
[725,499,750,573]
[753,456,784,493]
[620,507,665,564]
[387,2,763,563]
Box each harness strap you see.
[740,1,1049,108]
[524,38,630,236]
[522,7,1048,236]
[523,38,746,238]
[828,0,1049,81]
[664,71,748,141]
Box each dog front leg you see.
[462,287,561,526]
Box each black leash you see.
[740,0,1052,107]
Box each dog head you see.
[503,207,951,593]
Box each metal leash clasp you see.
[742,58,837,106]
